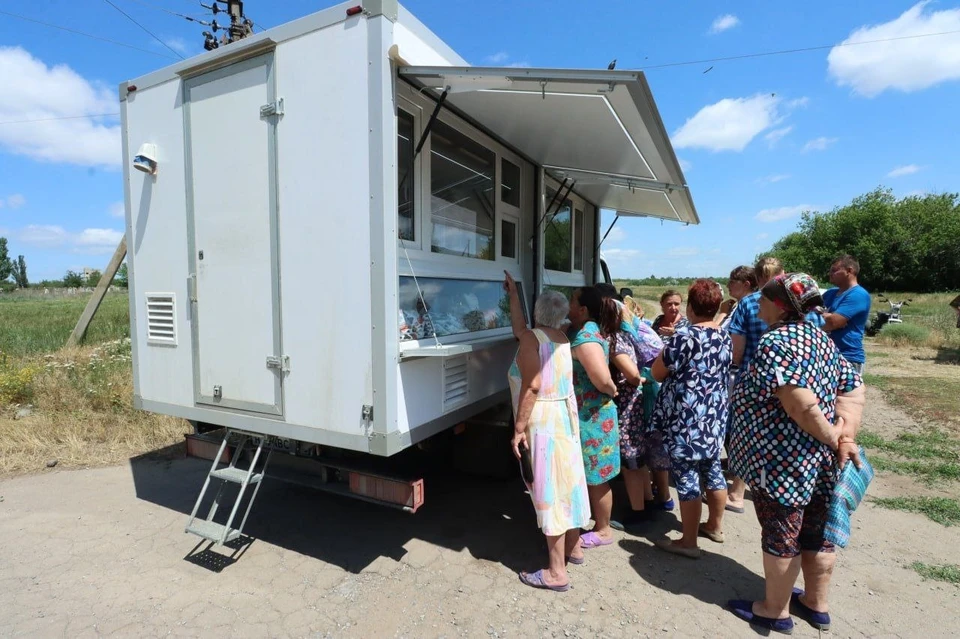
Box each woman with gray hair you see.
[504,272,591,592]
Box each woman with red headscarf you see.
[727,273,865,635]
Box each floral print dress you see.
[650,325,731,464]
[611,321,670,471]
[570,321,620,485]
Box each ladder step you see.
[185,519,242,544]
[209,466,263,484]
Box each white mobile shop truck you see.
[119,0,699,545]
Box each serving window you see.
[398,276,525,342]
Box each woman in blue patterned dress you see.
[727,274,865,635]
[650,279,731,558]
[567,286,620,549]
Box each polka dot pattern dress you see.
[729,321,862,507]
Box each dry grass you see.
[0,339,189,476]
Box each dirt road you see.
[1,388,959,638]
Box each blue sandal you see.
[727,599,794,635]
[791,588,831,631]
[519,569,570,592]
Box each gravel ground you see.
[1,387,959,638]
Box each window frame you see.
[396,81,523,269]
[541,176,593,289]
[396,94,425,252]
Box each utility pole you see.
[200,0,254,51]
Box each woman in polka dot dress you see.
[727,273,865,635]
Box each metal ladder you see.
[185,429,272,545]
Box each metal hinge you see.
[361,405,374,421]
[260,97,284,117]
[266,355,290,372]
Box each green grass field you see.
[0,293,130,356]
[870,292,960,349]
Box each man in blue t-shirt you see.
[822,255,871,373]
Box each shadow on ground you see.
[620,536,767,634]
[934,347,960,366]
[129,442,562,575]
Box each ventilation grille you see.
[146,293,177,346]
[442,355,469,412]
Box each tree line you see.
[760,188,960,293]
[0,236,128,291]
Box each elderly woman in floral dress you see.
[727,273,865,634]
[504,272,591,592]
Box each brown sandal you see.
[698,524,725,543]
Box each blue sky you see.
[1,0,958,281]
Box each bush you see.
[877,323,931,347]
[0,363,36,405]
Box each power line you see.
[127,0,206,20]
[639,29,960,71]
[0,9,180,60]
[0,113,120,126]
[103,0,185,60]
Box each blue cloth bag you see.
[824,446,874,548]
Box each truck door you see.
[183,52,284,416]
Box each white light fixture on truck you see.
[133,143,158,175]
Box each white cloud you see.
[19,224,67,248]
[887,164,922,178]
[0,47,120,168]
[75,228,123,248]
[604,227,627,244]
[757,174,791,185]
[109,201,126,218]
[672,94,806,152]
[17,225,123,254]
[755,204,814,223]
[667,247,700,257]
[483,52,530,68]
[710,14,740,34]
[601,248,641,262]
[678,158,692,173]
[164,37,189,56]
[1,194,26,209]
[764,126,793,146]
[755,232,770,240]
[828,1,960,97]
[801,137,838,153]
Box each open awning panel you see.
[398,66,699,224]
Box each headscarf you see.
[762,272,824,320]
[614,300,664,367]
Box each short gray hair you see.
[534,291,569,329]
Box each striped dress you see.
[508,329,591,536]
